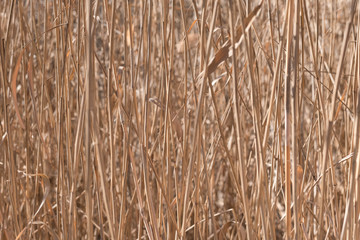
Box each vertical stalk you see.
[292,0,301,238]
[108,0,117,236]
[85,0,94,238]
[228,1,252,239]
[284,0,294,238]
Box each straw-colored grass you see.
[1,0,360,239]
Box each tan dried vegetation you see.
[1,0,360,239]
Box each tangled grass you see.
[1,0,360,239]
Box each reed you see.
[0,0,359,239]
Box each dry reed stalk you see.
[1,0,360,239]
[85,0,93,238]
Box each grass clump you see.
[0,0,360,239]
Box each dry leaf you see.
[334,83,347,120]
[206,0,263,75]
[176,33,199,53]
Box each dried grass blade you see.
[27,174,51,220]
[206,0,263,75]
